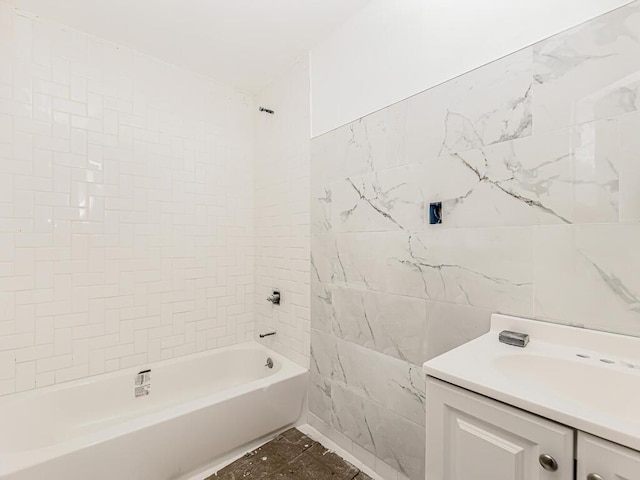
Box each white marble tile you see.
[405,48,533,158]
[384,100,412,167]
[332,286,428,365]
[331,116,618,232]
[330,384,373,452]
[308,413,335,444]
[310,107,410,184]
[620,111,640,222]
[334,229,534,315]
[332,232,404,293]
[441,134,571,227]
[331,232,381,289]
[331,383,425,480]
[376,458,403,480]
[443,118,619,226]
[397,228,534,314]
[331,116,379,179]
[309,371,332,425]
[534,224,640,336]
[307,413,357,460]
[337,107,410,179]
[334,338,425,426]
[310,282,333,334]
[310,329,344,382]
[351,442,378,475]
[533,2,640,132]
[424,301,492,360]
[311,184,332,234]
[331,156,478,232]
[331,167,426,232]
[571,118,620,223]
[311,234,340,285]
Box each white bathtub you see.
[0,342,308,480]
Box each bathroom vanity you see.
[423,314,640,480]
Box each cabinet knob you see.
[539,454,559,472]
[587,475,604,480]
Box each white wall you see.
[309,1,640,476]
[310,0,634,137]
[254,57,311,368]
[0,4,254,395]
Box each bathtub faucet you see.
[259,331,276,338]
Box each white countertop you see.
[424,314,640,451]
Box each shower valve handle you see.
[267,291,280,305]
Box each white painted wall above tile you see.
[310,0,635,136]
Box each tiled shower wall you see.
[254,58,311,367]
[0,4,255,395]
[310,2,640,479]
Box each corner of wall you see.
[253,54,312,368]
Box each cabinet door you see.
[578,432,640,479]
[426,378,574,480]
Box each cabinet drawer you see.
[427,378,574,480]
[578,432,640,479]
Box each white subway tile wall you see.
[0,4,255,395]
[254,58,311,367]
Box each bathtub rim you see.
[0,341,308,476]
[0,340,297,404]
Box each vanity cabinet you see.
[427,378,640,480]
[427,378,574,480]
[578,432,640,480]
[424,314,640,480]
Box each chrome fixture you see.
[265,357,274,369]
[499,330,530,348]
[587,474,604,480]
[259,331,276,338]
[538,454,558,472]
[267,291,280,305]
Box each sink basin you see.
[424,314,640,452]
[492,354,640,418]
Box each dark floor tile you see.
[271,452,343,480]
[256,431,316,461]
[208,429,364,480]
[209,451,287,480]
[305,443,360,480]
[280,427,310,443]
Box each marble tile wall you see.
[0,4,255,395]
[310,2,640,479]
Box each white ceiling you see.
[13,0,371,93]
